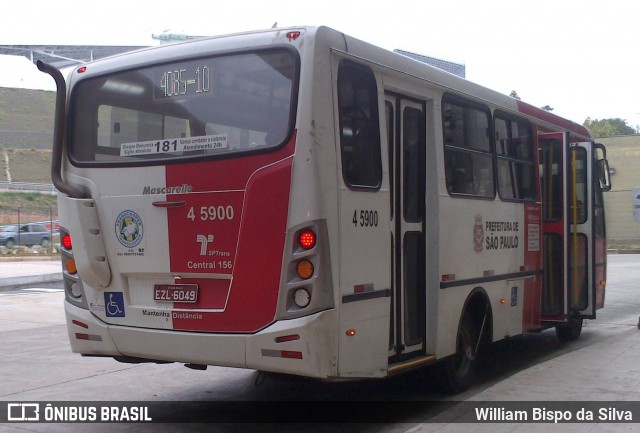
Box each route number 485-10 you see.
[187,205,235,222]
[352,210,379,228]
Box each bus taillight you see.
[62,233,73,250]
[296,259,314,280]
[66,259,78,275]
[293,288,311,308]
[298,230,316,250]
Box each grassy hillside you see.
[0,191,57,224]
[0,191,56,213]
[0,148,56,223]
[0,87,57,224]
[0,87,56,149]
[1,148,52,183]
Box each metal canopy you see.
[0,45,149,68]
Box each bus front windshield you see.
[69,48,298,166]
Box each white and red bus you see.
[39,26,611,392]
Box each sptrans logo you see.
[115,210,144,248]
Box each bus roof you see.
[66,25,590,139]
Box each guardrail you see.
[0,182,56,194]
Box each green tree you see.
[583,117,636,138]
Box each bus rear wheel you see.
[439,312,478,394]
[555,315,583,342]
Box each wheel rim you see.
[453,324,475,377]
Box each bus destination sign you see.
[157,64,211,98]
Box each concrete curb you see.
[0,256,60,262]
[0,273,63,290]
[608,249,640,254]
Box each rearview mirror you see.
[595,143,612,192]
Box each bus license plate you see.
[154,284,198,303]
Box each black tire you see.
[438,312,478,394]
[5,238,16,248]
[555,316,582,342]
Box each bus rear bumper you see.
[65,301,336,378]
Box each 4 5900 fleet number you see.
[187,205,235,222]
[352,210,379,227]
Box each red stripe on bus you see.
[165,135,295,333]
[517,101,590,137]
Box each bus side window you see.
[495,113,535,202]
[337,61,382,190]
[446,151,474,194]
[442,96,495,198]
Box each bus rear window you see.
[69,48,298,165]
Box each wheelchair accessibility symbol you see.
[104,292,125,317]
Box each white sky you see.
[2,0,639,128]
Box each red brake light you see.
[62,233,73,250]
[286,31,301,41]
[298,230,316,250]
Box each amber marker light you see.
[66,259,78,274]
[296,259,314,280]
[345,329,356,337]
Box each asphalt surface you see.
[1,256,639,431]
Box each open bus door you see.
[538,133,609,341]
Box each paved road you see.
[0,255,638,432]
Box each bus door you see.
[539,133,603,322]
[336,61,392,377]
[386,93,426,362]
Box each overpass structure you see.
[0,45,149,68]
[1,38,465,78]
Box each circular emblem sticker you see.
[115,210,144,248]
